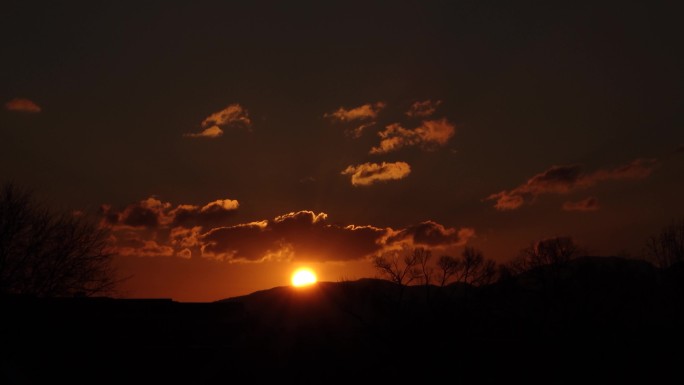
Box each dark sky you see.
[2,1,683,301]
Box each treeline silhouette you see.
[0,183,115,297]
[1,182,684,383]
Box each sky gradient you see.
[2,1,683,301]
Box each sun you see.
[291,268,317,287]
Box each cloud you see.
[201,211,474,263]
[325,102,385,122]
[486,159,657,210]
[562,197,600,212]
[123,240,175,258]
[110,234,175,258]
[385,221,475,248]
[4,98,41,113]
[102,196,240,230]
[185,103,250,138]
[406,100,442,118]
[349,122,376,138]
[183,126,223,138]
[101,196,239,258]
[370,118,455,154]
[105,199,475,263]
[202,104,251,127]
[341,161,411,186]
[201,211,386,262]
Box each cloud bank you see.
[486,159,656,210]
[103,200,474,263]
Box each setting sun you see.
[291,268,317,287]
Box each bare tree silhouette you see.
[373,248,421,303]
[457,247,496,286]
[415,248,433,286]
[646,219,684,268]
[0,183,116,297]
[513,237,580,273]
[509,236,581,302]
[437,255,459,287]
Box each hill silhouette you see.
[2,256,684,384]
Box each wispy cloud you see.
[370,118,455,154]
[185,103,250,138]
[183,126,223,138]
[562,197,600,212]
[486,159,656,210]
[384,221,475,249]
[4,98,41,113]
[349,122,376,138]
[406,99,442,118]
[341,161,411,186]
[325,102,385,122]
[201,104,250,127]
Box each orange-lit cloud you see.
[201,211,386,262]
[406,99,442,118]
[486,159,656,210]
[101,196,239,258]
[324,102,385,122]
[349,122,376,138]
[105,201,475,263]
[562,197,600,212]
[4,98,41,113]
[113,238,175,258]
[185,103,250,138]
[341,161,411,186]
[370,118,455,154]
[102,196,239,229]
[183,126,223,138]
[201,211,474,263]
[202,104,251,127]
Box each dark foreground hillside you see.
[2,257,684,384]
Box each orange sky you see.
[2,2,683,301]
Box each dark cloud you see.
[101,196,239,258]
[385,221,475,248]
[486,159,656,210]
[201,211,386,262]
[102,197,239,230]
[105,199,475,262]
[172,199,239,228]
[4,98,41,113]
[200,212,475,262]
[562,197,600,212]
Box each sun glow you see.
[291,268,317,287]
